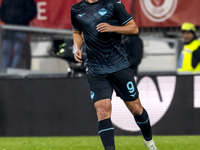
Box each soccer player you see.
[71,0,158,150]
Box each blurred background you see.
[0,0,199,137]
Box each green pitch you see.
[0,136,200,150]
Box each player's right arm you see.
[71,5,84,63]
[73,29,83,63]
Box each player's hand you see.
[74,49,82,63]
[97,23,114,33]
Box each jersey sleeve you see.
[193,47,200,62]
[113,0,132,25]
[71,7,81,31]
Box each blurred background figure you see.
[0,0,37,70]
[177,22,200,74]
[123,34,143,75]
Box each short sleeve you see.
[113,0,132,25]
[71,7,81,31]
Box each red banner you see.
[134,0,200,27]
[31,0,81,29]
[4,0,200,29]
[0,0,81,28]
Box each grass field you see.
[0,136,200,150]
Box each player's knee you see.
[96,106,111,121]
[130,105,143,116]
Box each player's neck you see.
[86,0,99,3]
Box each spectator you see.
[0,0,37,70]
[177,22,200,74]
[123,34,143,75]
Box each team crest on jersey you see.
[98,8,107,16]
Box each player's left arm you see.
[96,19,138,35]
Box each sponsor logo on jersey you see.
[98,8,107,16]
[78,13,85,17]
[140,0,178,22]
